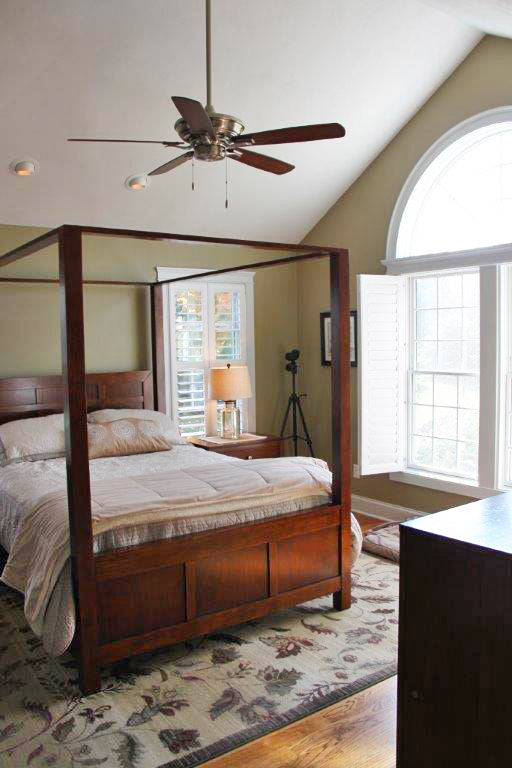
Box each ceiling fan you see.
[68,0,345,180]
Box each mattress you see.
[0,445,362,656]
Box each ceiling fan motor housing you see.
[174,111,245,161]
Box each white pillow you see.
[87,409,185,445]
[0,414,65,467]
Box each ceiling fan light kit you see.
[125,174,149,190]
[10,159,38,177]
[68,0,345,191]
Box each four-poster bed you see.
[0,225,351,695]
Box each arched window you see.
[386,107,512,272]
[359,108,512,496]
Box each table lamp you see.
[210,364,252,439]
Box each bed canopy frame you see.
[0,225,351,695]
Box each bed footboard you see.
[86,503,349,683]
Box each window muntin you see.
[409,271,480,479]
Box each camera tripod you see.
[279,349,315,457]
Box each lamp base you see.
[220,400,241,439]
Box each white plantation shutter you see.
[170,286,208,436]
[176,369,206,436]
[166,277,253,437]
[358,274,407,474]
[211,288,243,360]
[209,284,247,432]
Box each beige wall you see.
[299,35,512,512]
[0,225,299,436]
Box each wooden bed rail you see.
[0,224,351,695]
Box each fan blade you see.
[172,96,215,138]
[235,123,345,146]
[67,138,185,146]
[148,151,194,176]
[230,148,294,175]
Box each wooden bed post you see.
[330,250,352,610]
[150,282,166,413]
[59,225,100,694]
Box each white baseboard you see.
[351,494,425,523]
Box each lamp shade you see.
[210,365,252,401]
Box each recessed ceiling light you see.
[9,159,38,177]
[125,174,149,191]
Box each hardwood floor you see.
[208,513,397,768]
[208,676,397,768]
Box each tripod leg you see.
[279,397,292,439]
[297,397,315,457]
[292,395,298,456]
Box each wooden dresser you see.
[398,494,512,768]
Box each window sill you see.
[389,470,502,499]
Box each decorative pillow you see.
[0,414,65,467]
[88,417,173,459]
[88,408,185,445]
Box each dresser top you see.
[403,493,512,555]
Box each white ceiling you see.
[421,1,512,38]
[0,0,480,243]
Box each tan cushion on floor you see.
[88,417,173,459]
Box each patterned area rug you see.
[0,552,398,768]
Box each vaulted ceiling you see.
[422,0,512,38]
[0,0,481,242]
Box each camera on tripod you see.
[279,349,314,457]
[285,348,299,374]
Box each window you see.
[156,268,255,438]
[409,271,480,479]
[359,107,512,497]
[358,269,492,495]
[386,106,512,274]
[398,125,512,259]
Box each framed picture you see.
[320,310,357,367]
[350,310,357,367]
[320,312,332,366]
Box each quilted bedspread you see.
[0,453,361,655]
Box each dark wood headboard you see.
[0,370,154,425]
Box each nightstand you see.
[188,434,284,460]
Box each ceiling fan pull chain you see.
[225,156,229,209]
[191,157,195,191]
